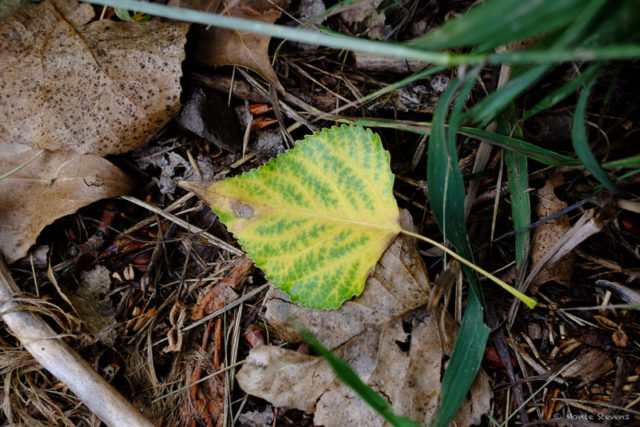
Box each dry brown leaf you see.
[236,210,491,426]
[184,0,286,93]
[0,0,188,156]
[530,173,575,292]
[0,142,133,263]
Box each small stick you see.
[0,253,153,427]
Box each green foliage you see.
[571,73,620,195]
[428,72,491,427]
[500,113,530,269]
[113,8,150,22]
[408,0,585,52]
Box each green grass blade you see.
[87,0,640,66]
[465,65,550,126]
[487,45,640,64]
[522,65,602,120]
[300,330,421,427]
[346,119,579,167]
[603,155,640,169]
[114,8,136,21]
[0,149,45,182]
[428,77,472,259]
[434,291,489,427]
[499,110,530,269]
[428,72,490,426]
[87,0,455,65]
[408,0,583,52]
[571,73,620,194]
[461,127,579,166]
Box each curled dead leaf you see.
[236,211,491,426]
[0,142,133,263]
[530,174,574,292]
[180,0,286,93]
[0,0,188,155]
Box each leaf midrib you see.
[235,198,402,234]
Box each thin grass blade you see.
[522,65,602,121]
[461,128,579,166]
[300,330,421,427]
[428,73,490,426]
[408,0,583,52]
[499,110,530,269]
[572,73,620,194]
[434,292,489,426]
[603,155,640,169]
[465,65,549,126]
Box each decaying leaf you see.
[340,0,390,40]
[68,265,117,346]
[0,142,133,263]
[237,210,491,426]
[185,0,286,92]
[181,125,401,309]
[0,0,188,156]
[530,173,575,292]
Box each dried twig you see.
[0,253,153,427]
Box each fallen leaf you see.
[187,0,286,93]
[237,409,274,427]
[339,0,390,40]
[180,125,402,309]
[236,210,491,426]
[0,0,188,156]
[68,265,117,346]
[0,142,133,263]
[530,173,575,292]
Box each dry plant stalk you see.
[0,253,153,427]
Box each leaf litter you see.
[1,0,639,425]
[530,172,575,292]
[0,142,133,263]
[0,0,188,262]
[237,210,491,426]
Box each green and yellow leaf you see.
[182,125,401,309]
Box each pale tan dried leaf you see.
[0,142,133,263]
[188,0,285,92]
[530,174,575,292]
[0,0,188,156]
[236,210,490,426]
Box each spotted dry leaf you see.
[530,173,575,292]
[0,0,188,156]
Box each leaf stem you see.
[399,229,537,309]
